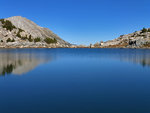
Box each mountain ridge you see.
[0,16,70,48]
[90,28,150,48]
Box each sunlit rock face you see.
[0,50,52,76]
[101,29,150,48]
[0,16,70,48]
[6,16,68,45]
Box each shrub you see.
[141,28,147,33]
[6,38,15,42]
[120,35,124,37]
[16,32,21,38]
[44,37,57,44]
[11,39,15,42]
[34,37,41,42]
[0,19,5,24]
[53,38,57,43]
[18,28,24,32]
[2,20,16,31]
[16,28,25,38]
[148,28,150,32]
[29,35,31,39]
[28,35,33,42]
[21,35,28,40]
[6,38,11,42]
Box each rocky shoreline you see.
[1,44,150,49]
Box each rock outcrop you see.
[0,16,70,48]
[101,28,150,48]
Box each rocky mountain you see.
[0,16,70,48]
[100,28,150,48]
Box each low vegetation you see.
[143,42,150,47]
[6,38,15,42]
[28,35,33,42]
[141,28,147,33]
[21,35,28,40]
[141,27,150,33]
[0,19,16,31]
[44,37,57,44]
[0,19,5,24]
[34,37,41,42]
[16,28,24,38]
[16,32,21,38]
[16,29,30,40]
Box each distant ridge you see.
[89,28,150,48]
[99,28,150,48]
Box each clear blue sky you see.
[1,0,150,45]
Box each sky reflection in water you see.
[0,48,150,113]
[0,48,150,76]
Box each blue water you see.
[0,48,150,113]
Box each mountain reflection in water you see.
[57,49,150,68]
[1,48,150,113]
[99,49,150,67]
[0,48,150,76]
[0,49,52,76]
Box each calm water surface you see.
[0,48,150,113]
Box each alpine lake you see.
[0,48,150,113]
